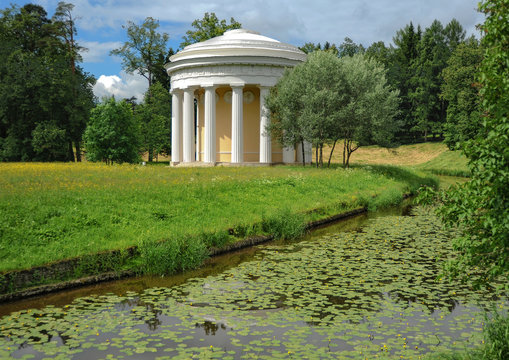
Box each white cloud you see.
[64,0,483,47]
[93,72,148,102]
[80,41,123,63]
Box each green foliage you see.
[31,122,68,160]
[479,311,509,360]
[267,51,399,168]
[338,37,365,57]
[110,17,170,89]
[266,51,348,166]
[0,3,94,162]
[83,98,141,164]
[441,38,483,149]
[340,54,400,167]
[261,208,306,240]
[180,12,241,48]
[137,82,171,161]
[423,0,509,285]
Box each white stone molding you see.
[182,88,195,163]
[204,86,217,163]
[169,64,286,90]
[171,90,182,164]
[231,85,244,163]
[259,86,271,163]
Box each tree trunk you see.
[301,139,306,167]
[148,148,153,162]
[343,139,347,168]
[68,141,75,162]
[315,145,319,168]
[75,140,81,162]
[346,140,352,168]
[319,143,323,168]
[327,139,337,168]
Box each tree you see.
[338,37,365,57]
[339,54,400,167]
[0,3,94,162]
[441,37,483,149]
[410,19,465,141]
[180,12,241,48]
[266,51,349,167]
[267,51,399,168]
[137,82,171,162]
[83,98,141,164]
[391,22,422,143]
[444,18,466,53]
[426,0,509,284]
[110,17,170,89]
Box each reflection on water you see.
[0,202,506,359]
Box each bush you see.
[83,98,141,164]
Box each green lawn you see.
[0,162,435,272]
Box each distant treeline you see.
[0,3,482,162]
[300,19,482,146]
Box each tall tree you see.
[52,2,92,161]
[180,12,241,48]
[427,0,509,285]
[137,82,171,162]
[0,3,94,162]
[338,54,400,167]
[392,22,421,143]
[410,20,450,139]
[110,17,170,89]
[444,18,466,53]
[338,37,365,57]
[441,37,483,149]
[267,51,399,168]
[266,51,349,167]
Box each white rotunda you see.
[165,29,310,165]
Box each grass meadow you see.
[0,162,436,273]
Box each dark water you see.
[0,198,506,359]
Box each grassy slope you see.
[324,141,469,176]
[0,163,434,272]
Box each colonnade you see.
[171,84,273,165]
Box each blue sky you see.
[7,0,484,101]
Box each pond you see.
[0,204,506,359]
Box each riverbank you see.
[0,163,436,296]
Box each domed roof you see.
[166,29,306,73]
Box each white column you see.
[182,88,195,163]
[195,94,200,161]
[204,86,216,163]
[231,85,244,163]
[171,90,182,164]
[259,86,271,163]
